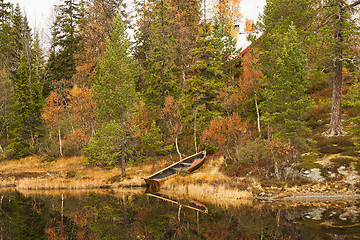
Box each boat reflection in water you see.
[145,189,208,214]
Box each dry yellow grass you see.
[162,182,253,208]
[0,156,42,171]
[17,187,144,198]
[159,155,254,207]
[0,156,152,190]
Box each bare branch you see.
[349,0,360,7]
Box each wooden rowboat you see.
[144,150,206,187]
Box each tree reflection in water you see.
[0,190,359,239]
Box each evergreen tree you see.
[185,13,238,131]
[262,25,310,150]
[0,2,29,77]
[0,2,44,158]
[0,68,13,158]
[46,0,84,93]
[85,14,140,175]
[317,0,360,135]
[8,52,44,159]
[254,0,317,78]
[135,0,179,111]
[0,0,12,70]
[75,0,128,85]
[256,0,360,136]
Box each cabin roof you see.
[240,44,252,56]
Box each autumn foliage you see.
[202,113,250,159]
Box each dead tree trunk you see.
[58,128,63,156]
[254,92,261,134]
[0,144,5,159]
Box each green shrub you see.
[222,138,272,177]
[234,138,271,169]
[330,157,353,168]
[297,154,322,170]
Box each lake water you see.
[0,190,359,239]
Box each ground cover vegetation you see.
[0,0,360,183]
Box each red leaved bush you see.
[201,112,250,158]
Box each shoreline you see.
[1,182,360,205]
[0,155,359,205]
[1,176,360,205]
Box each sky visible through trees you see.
[8,0,266,49]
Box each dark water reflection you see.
[0,190,359,239]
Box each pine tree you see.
[0,2,29,77]
[262,25,310,149]
[85,14,140,175]
[0,0,12,68]
[317,0,360,135]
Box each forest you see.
[1,0,360,180]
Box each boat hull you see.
[144,150,206,187]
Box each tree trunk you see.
[121,138,126,177]
[254,92,261,134]
[58,128,63,156]
[122,195,129,235]
[325,3,346,136]
[328,54,344,135]
[270,140,279,180]
[61,193,64,224]
[0,144,5,158]
[194,107,198,152]
[178,205,182,222]
[175,135,182,160]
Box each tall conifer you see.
[46,0,84,92]
[262,25,310,148]
[85,14,140,175]
[8,52,44,158]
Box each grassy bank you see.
[0,156,150,190]
[0,151,359,209]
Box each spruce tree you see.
[186,13,238,127]
[0,68,13,158]
[135,0,179,111]
[262,25,310,149]
[255,0,317,79]
[46,0,84,92]
[256,0,360,136]
[8,52,44,158]
[85,14,140,175]
[0,1,16,75]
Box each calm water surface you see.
[0,190,359,239]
